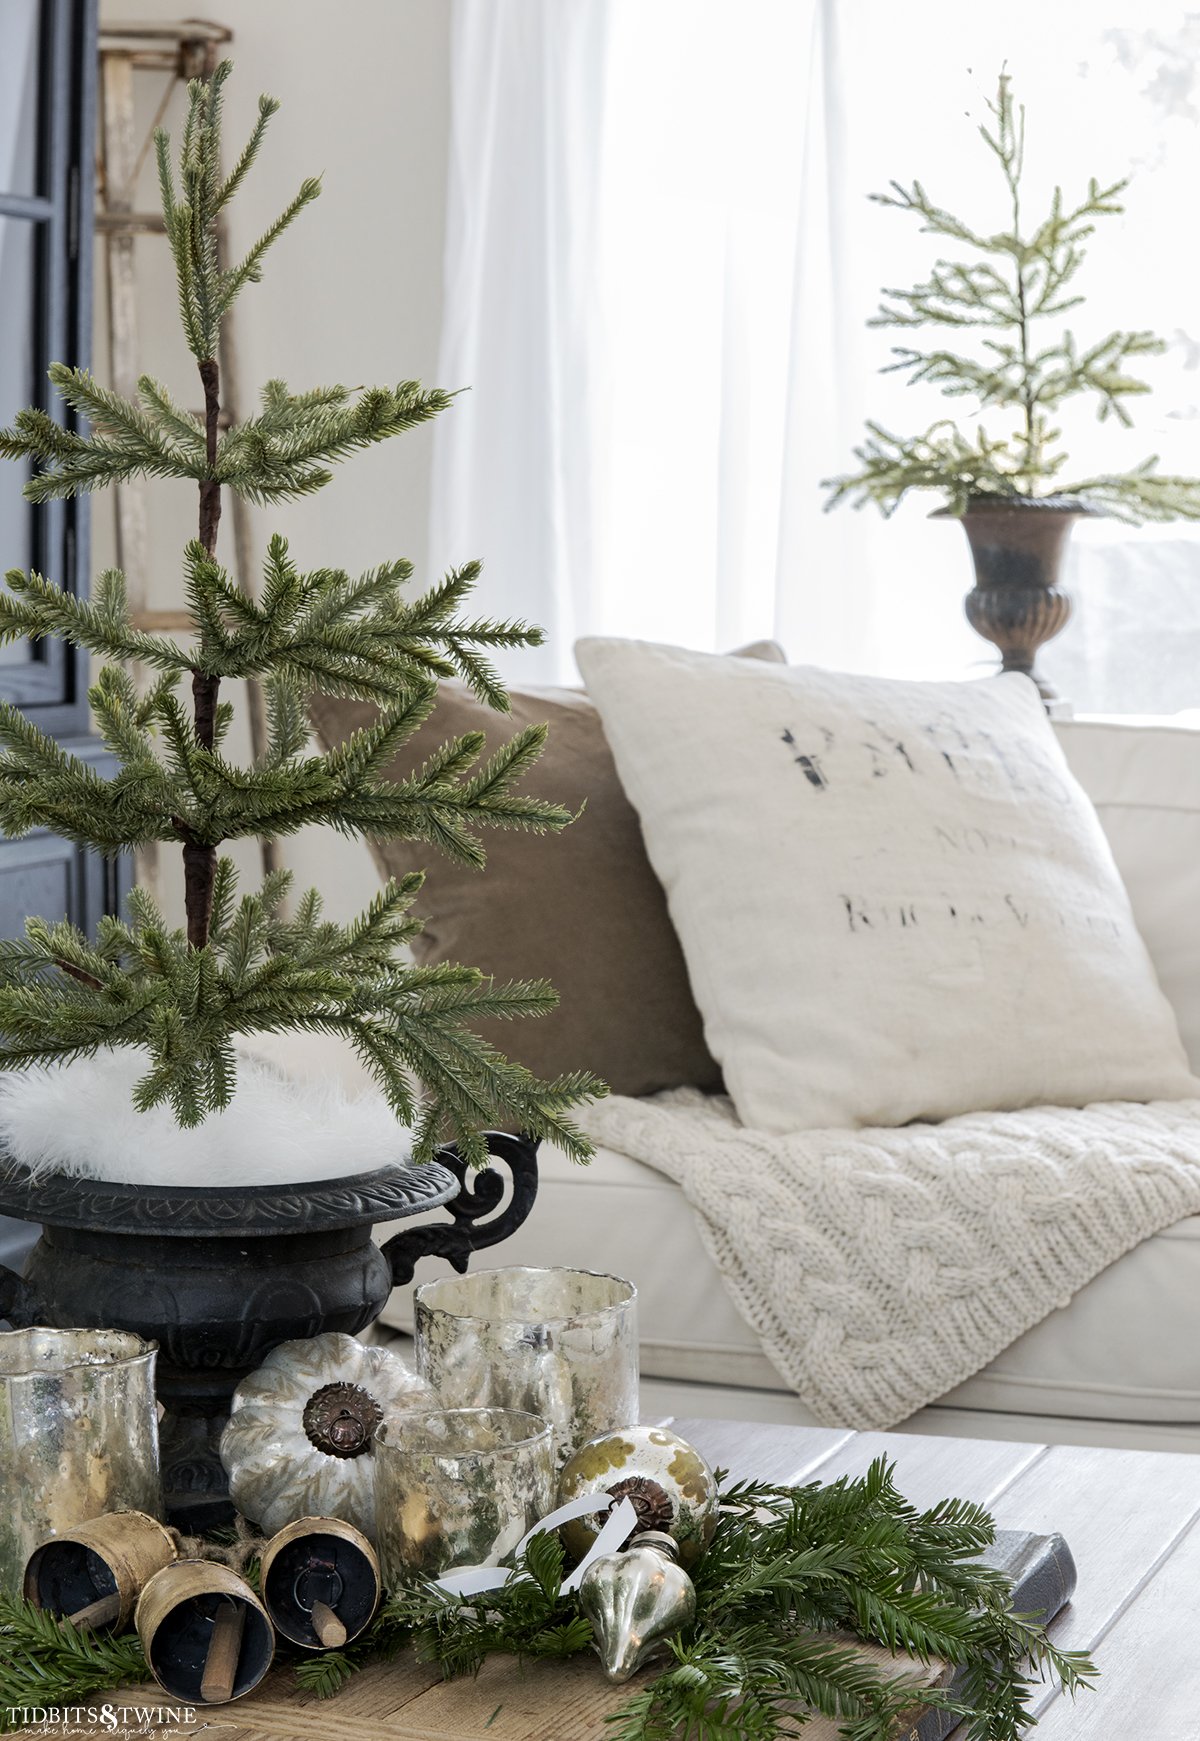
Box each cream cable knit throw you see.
[582,1089,1200,1431]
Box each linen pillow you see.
[574,638,1199,1131]
[308,642,784,1098]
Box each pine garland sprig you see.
[0,1463,1095,1738]
[0,1597,151,1732]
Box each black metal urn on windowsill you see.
[0,1132,539,1531]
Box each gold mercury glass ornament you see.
[557,1424,718,1569]
[577,1530,697,1684]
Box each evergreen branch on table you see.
[0,1596,151,1731]
[293,1460,1094,1741]
[0,1464,1095,1738]
[823,70,1200,519]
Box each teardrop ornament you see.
[577,1531,697,1684]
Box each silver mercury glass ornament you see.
[577,1529,697,1684]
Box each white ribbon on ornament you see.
[432,1493,640,1599]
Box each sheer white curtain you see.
[428,0,611,685]
[431,0,1200,705]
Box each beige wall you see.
[94,0,452,922]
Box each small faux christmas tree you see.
[0,62,601,1167]
[824,70,1200,522]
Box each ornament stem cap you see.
[633,1531,682,1561]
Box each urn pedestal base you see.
[935,497,1096,705]
[0,1134,540,1528]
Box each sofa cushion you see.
[1055,716,1200,1071]
[575,639,1198,1130]
[309,641,784,1099]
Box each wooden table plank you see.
[796,1428,1049,1511]
[368,1652,647,1739]
[100,1655,654,1741]
[97,1652,445,1740]
[671,1416,855,1482]
[986,1442,1200,1665]
[1032,1512,1200,1736]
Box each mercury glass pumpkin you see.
[558,1425,717,1570]
[219,1332,431,1538]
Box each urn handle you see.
[381,1130,540,1287]
[0,1262,43,1328]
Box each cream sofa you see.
[380,716,1200,1456]
[7,716,1199,1452]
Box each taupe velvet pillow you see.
[308,642,784,1097]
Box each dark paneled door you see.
[0,0,118,939]
[0,0,115,1272]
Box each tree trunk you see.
[182,355,224,949]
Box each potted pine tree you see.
[0,63,601,1524]
[823,72,1200,699]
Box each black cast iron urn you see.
[0,1132,538,1529]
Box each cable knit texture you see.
[583,1089,1200,1431]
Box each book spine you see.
[912,1532,1077,1741]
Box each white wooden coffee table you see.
[674,1415,1200,1738]
[93,1418,1199,1738]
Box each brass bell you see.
[577,1530,697,1684]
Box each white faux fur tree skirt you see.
[583,1088,1200,1431]
[0,1047,409,1186]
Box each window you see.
[432,1,1200,709]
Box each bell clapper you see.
[67,1592,122,1630]
[200,1597,247,1703]
[309,1598,347,1647]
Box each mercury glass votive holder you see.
[373,1407,553,1583]
[0,1327,162,1597]
[414,1266,638,1466]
